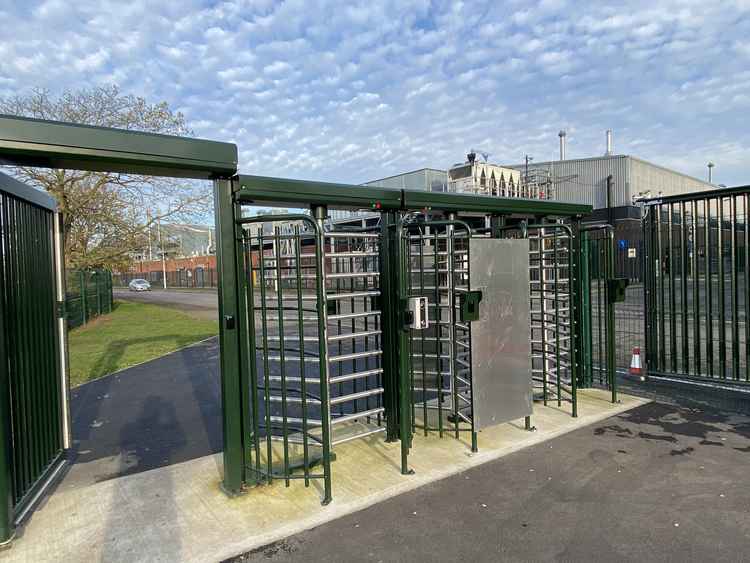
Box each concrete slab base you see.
[6,389,648,562]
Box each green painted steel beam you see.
[0,115,237,179]
[402,190,591,217]
[235,174,592,216]
[640,184,750,205]
[234,174,403,210]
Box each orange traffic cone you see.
[629,347,644,381]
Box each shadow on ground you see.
[65,336,221,489]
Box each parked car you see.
[128,279,151,292]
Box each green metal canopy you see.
[235,174,403,210]
[0,115,238,179]
[235,174,592,216]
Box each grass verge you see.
[68,300,218,387]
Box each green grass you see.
[68,300,218,387]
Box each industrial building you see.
[362,131,715,277]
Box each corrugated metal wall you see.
[511,156,629,208]
[510,156,713,210]
[628,157,712,199]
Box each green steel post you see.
[731,196,739,380]
[705,199,714,377]
[233,208,255,487]
[643,207,653,375]
[0,210,13,544]
[96,271,103,317]
[79,270,87,326]
[606,229,617,402]
[214,178,245,496]
[380,212,400,442]
[745,194,750,381]
[396,217,413,474]
[571,221,580,417]
[719,199,727,378]
[312,205,333,504]
[580,231,592,387]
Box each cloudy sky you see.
[1,0,749,186]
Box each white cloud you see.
[0,0,748,185]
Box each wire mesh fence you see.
[65,269,113,329]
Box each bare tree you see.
[0,86,212,270]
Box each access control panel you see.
[406,296,429,330]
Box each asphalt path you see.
[62,337,221,490]
[231,400,750,563]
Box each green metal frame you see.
[579,224,617,403]
[402,218,478,450]
[0,112,599,530]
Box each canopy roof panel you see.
[0,115,237,179]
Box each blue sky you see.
[1,0,749,186]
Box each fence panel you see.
[65,269,113,329]
[644,187,750,384]
[0,176,66,542]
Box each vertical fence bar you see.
[692,200,701,376]
[657,205,666,372]
[719,197,726,378]
[273,227,290,485]
[680,202,689,374]
[668,203,677,373]
[294,227,310,486]
[745,194,750,381]
[731,196,740,380]
[244,231,262,486]
[705,198,714,378]
[311,206,333,504]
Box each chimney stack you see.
[605,129,613,156]
[558,130,566,161]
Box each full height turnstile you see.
[229,175,592,503]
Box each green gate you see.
[579,225,622,402]
[643,185,750,384]
[0,172,68,543]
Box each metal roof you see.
[0,170,56,211]
[0,114,238,179]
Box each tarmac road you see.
[231,400,750,563]
[114,288,218,320]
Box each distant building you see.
[446,155,532,198]
[504,154,713,217]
